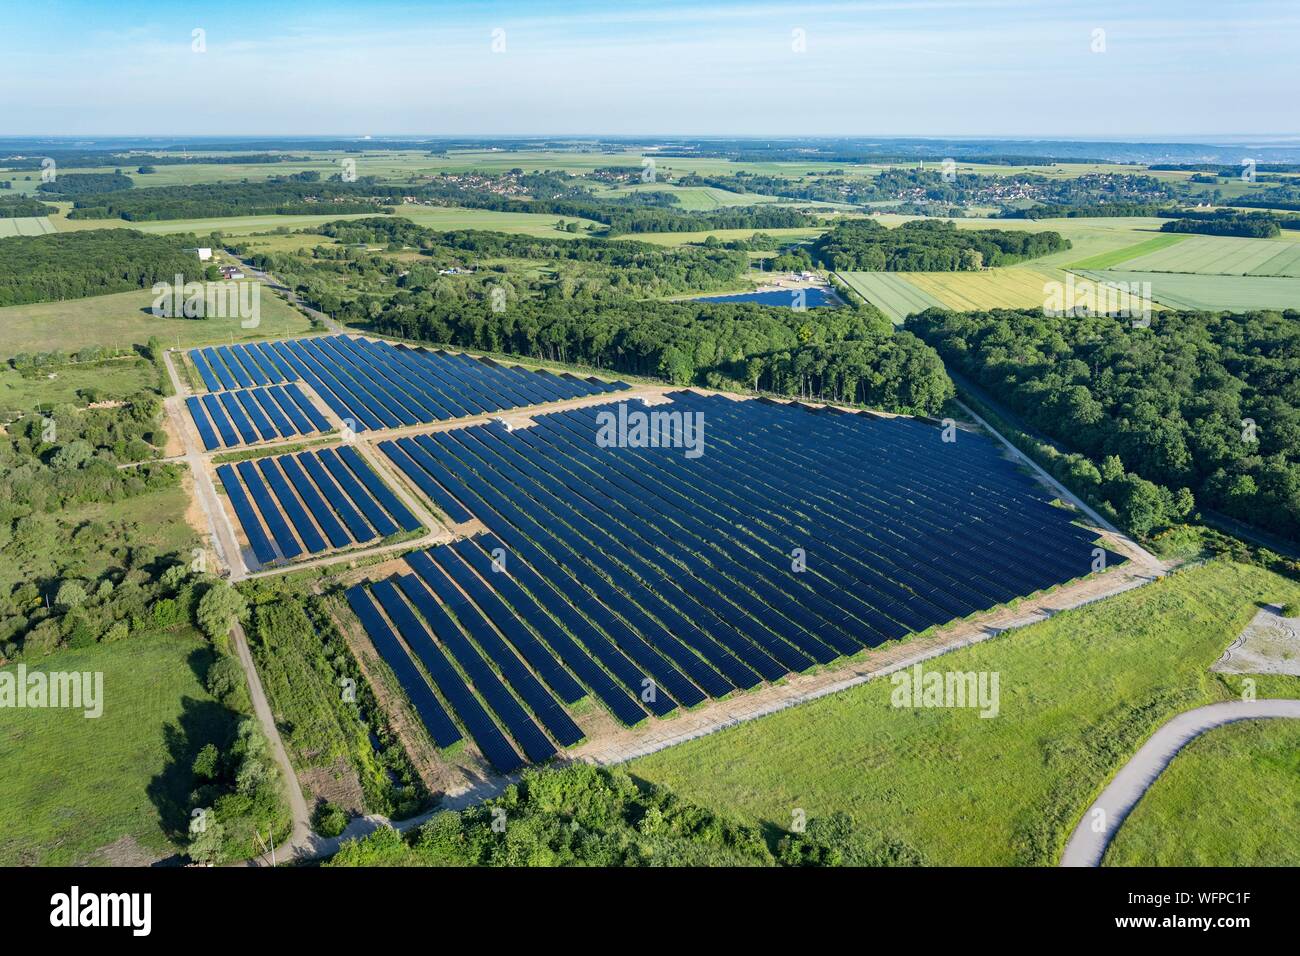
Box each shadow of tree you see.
[146,653,242,848]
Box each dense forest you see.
[0,196,57,217]
[1001,202,1172,219]
[363,295,952,414]
[1233,184,1300,212]
[36,171,134,196]
[908,308,1300,540]
[810,219,1069,271]
[328,763,922,866]
[65,180,400,220]
[1159,212,1281,238]
[1,150,305,170]
[0,230,199,306]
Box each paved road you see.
[1061,698,1300,866]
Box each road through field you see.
[160,347,313,863]
[1061,699,1300,867]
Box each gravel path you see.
[1060,698,1300,867]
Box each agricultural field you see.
[1104,719,1300,866]
[901,266,1067,312]
[631,560,1300,866]
[1075,269,1300,311]
[1103,233,1300,277]
[837,271,945,323]
[51,210,386,237]
[0,216,54,237]
[591,182,783,209]
[1067,233,1189,270]
[0,632,234,866]
[0,284,312,355]
[395,203,606,236]
[839,266,1067,321]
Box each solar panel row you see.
[188,335,631,433]
[366,392,1122,767]
[218,447,421,566]
[186,385,328,450]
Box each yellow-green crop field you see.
[0,216,55,237]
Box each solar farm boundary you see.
[160,347,315,864]
[269,551,1168,868]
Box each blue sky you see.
[2,0,1296,137]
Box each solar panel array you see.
[352,392,1121,771]
[185,384,330,450]
[189,335,629,432]
[218,445,422,566]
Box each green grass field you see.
[872,214,1170,268]
[0,632,234,865]
[0,284,312,355]
[1076,269,1300,311]
[0,356,157,411]
[1104,719,1300,866]
[396,203,605,236]
[1108,233,1300,277]
[631,560,1300,866]
[837,271,945,322]
[0,216,54,237]
[1068,233,1189,270]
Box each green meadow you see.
[1104,719,1300,866]
[631,561,1300,866]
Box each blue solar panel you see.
[190,350,221,392]
[217,391,259,445]
[251,387,297,439]
[257,457,327,554]
[236,459,302,560]
[200,394,238,448]
[336,444,421,532]
[216,463,277,565]
[316,447,399,537]
[394,572,556,763]
[278,454,350,549]
[369,578,524,773]
[299,452,376,544]
[185,396,220,451]
[345,585,462,749]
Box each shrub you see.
[313,801,350,838]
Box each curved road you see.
[1061,698,1300,866]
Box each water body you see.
[691,288,838,308]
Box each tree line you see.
[359,294,952,416]
[0,196,57,217]
[0,229,200,306]
[907,307,1300,541]
[810,218,1070,271]
[328,763,923,867]
[65,180,400,220]
[1159,211,1281,238]
[37,171,134,196]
